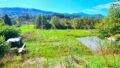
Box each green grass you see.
[17,25,98,37]
[2,25,119,68]
[26,37,92,58]
[4,54,120,68]
[80,55,120,68]
[40,29,94,37]
[3,25,94,67]
[16,25,35,32]
[2,26,94,67]
[24,30,93,58]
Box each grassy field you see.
[19,25,94,58]
[2,25,120,68]
[17,25,98,37]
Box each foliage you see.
[0,22,5,26]
[98,0,120,38]
[35,15,42,28]
[35,15,51,29]
[71,17,100,29]
[0,26,20,40]
[3,14,12,26]
[60,18,72,29]
[0,18,3,23]
[113,34,120,40]
[0,36,10,58]
[50,16,64,29]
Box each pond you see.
[76,36,101,51]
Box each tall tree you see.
[61,18,71,29]
[35,15,43,29]
[50,16,61,29]
[108,0,120,20]
[3,14,12,26]
[99,0,120,38]
[108,0,120,35]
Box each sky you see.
[0,0,113,15]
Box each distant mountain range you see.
[0,7,103,17]
[0,7,57,15]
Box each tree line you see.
[0,13,103,29]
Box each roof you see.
[7,37,22,42]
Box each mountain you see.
[72,12,91,16]
[0,7,103,17]
[0,7,57,16]
[72,12,103,17]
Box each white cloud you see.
[93,3,112,9]
[83,2,113,15]
[83,2,120,15]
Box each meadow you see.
[2,25,120,68]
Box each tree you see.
[3,14,12,26]
[41,15,51,29]
[71,17,96,29]
[108,0,120,35]
[108,1,120,22]
[35,15,43,29]
[35,15,50,29]
[60,18,71,29]
[99,0,120,38]
[50,16,61,29]
[71,17,82,29]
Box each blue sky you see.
[0,0,113,15]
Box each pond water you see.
[76,36,101,51]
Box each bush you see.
[109,25,120,35]
[99,24,120,39]
[0,26,20,40]
[0,36,10,58]
[99,29,110,39]
[113,34,120,40]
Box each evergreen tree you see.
[3,14,12,26]
[35,15,43,29]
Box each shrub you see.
[0,22,5,26]
[113,34,120,40]
[110,25,120,35]
[0,26,20,40]
[99,29,110,39]
[0,36,10,58]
